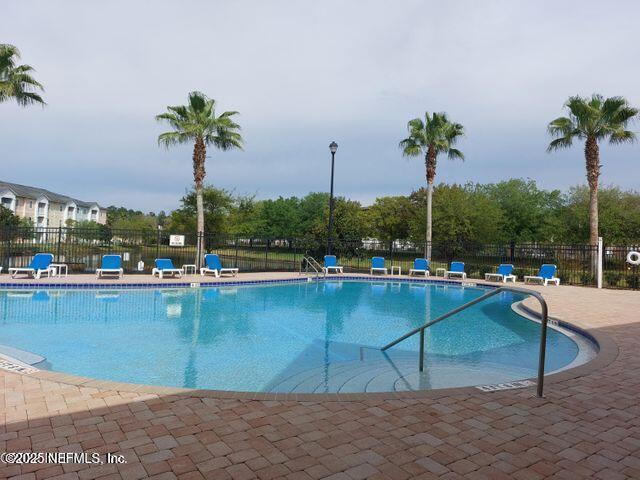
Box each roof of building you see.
[0,180,104,209]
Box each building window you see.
[60,205,64,212]
[29,201,33,208]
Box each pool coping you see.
[0,274,493,289]
[0,275,619,401]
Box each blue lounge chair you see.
[409,258,430,276]
[445,261,466,279]
[9,253,54,279]
[485,264,516,283]
[96,255,124,279]
[322,255,343,274]
[370,257,387,275]
[524,264,560,286]
[200,254,239,277]
[152,259,183,279]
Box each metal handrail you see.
[300,255,324,279]
[381,286,549,397]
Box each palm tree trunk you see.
[193,137,207,266]
[585,136,600,246]
[424,146,437,259]
[193,137,207,234]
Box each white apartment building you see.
[0,180,107,228]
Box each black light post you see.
[327,141,338,255]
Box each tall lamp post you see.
[327,141,338,255]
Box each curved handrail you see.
[381,285,549,397]
[300,255,324,279]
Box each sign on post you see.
[169,235,185,247]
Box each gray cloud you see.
[2,0,639,211]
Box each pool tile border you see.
[0,274,499,290]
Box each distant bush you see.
[604,272,622,287]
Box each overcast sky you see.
[2,0,639,212]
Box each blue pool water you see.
[0,281,580,393]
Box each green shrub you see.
[604,272,622,287]
[478,265,494,277]
[512,268,528,279]
[628,274,640,290]
[580,272,595,285]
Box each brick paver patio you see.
[1,273,639,479]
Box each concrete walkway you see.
[1,274,639,479]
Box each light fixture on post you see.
[327,141,338,255]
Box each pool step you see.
[267,351,421,393]
[267,352,537,394]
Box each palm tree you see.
[399,112,464,257]
[548,94,638,245]
[156,91,243,237]
[0,44,45,106]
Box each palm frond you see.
[188,91,208,112]
[609,129,636,145]
[547,117,576,136]
[610,105,639,125]
[157,131,189,148]
[447,148,464,161]
[13,90,45,106]
[399,138,422,157]
[547,135,574,152]
[0,44,45,106]
[407,117,424,132]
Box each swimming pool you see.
[0,280,591,393]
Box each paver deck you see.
[1,273,639,479]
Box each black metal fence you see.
[1,227,639,289]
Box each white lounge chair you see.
[96,255,124,279]
[152,259,183,279]
[322,255,343,274]
[409,258,430,276]
[524,264,560,286]
[444,261,466,279]
[200,254,239,277]
[485,264,516,283]
[370,257,388,275]
[8,253,55,279]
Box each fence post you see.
[509,240,515,262]
[265,239,269,270]
[156,227,161,263]
[389,241,394,268]
[234,235,239,268]
[597,237,603,289]
[5,228,12,269]
[56,227,62,261]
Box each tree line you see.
[59,179,637,246]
